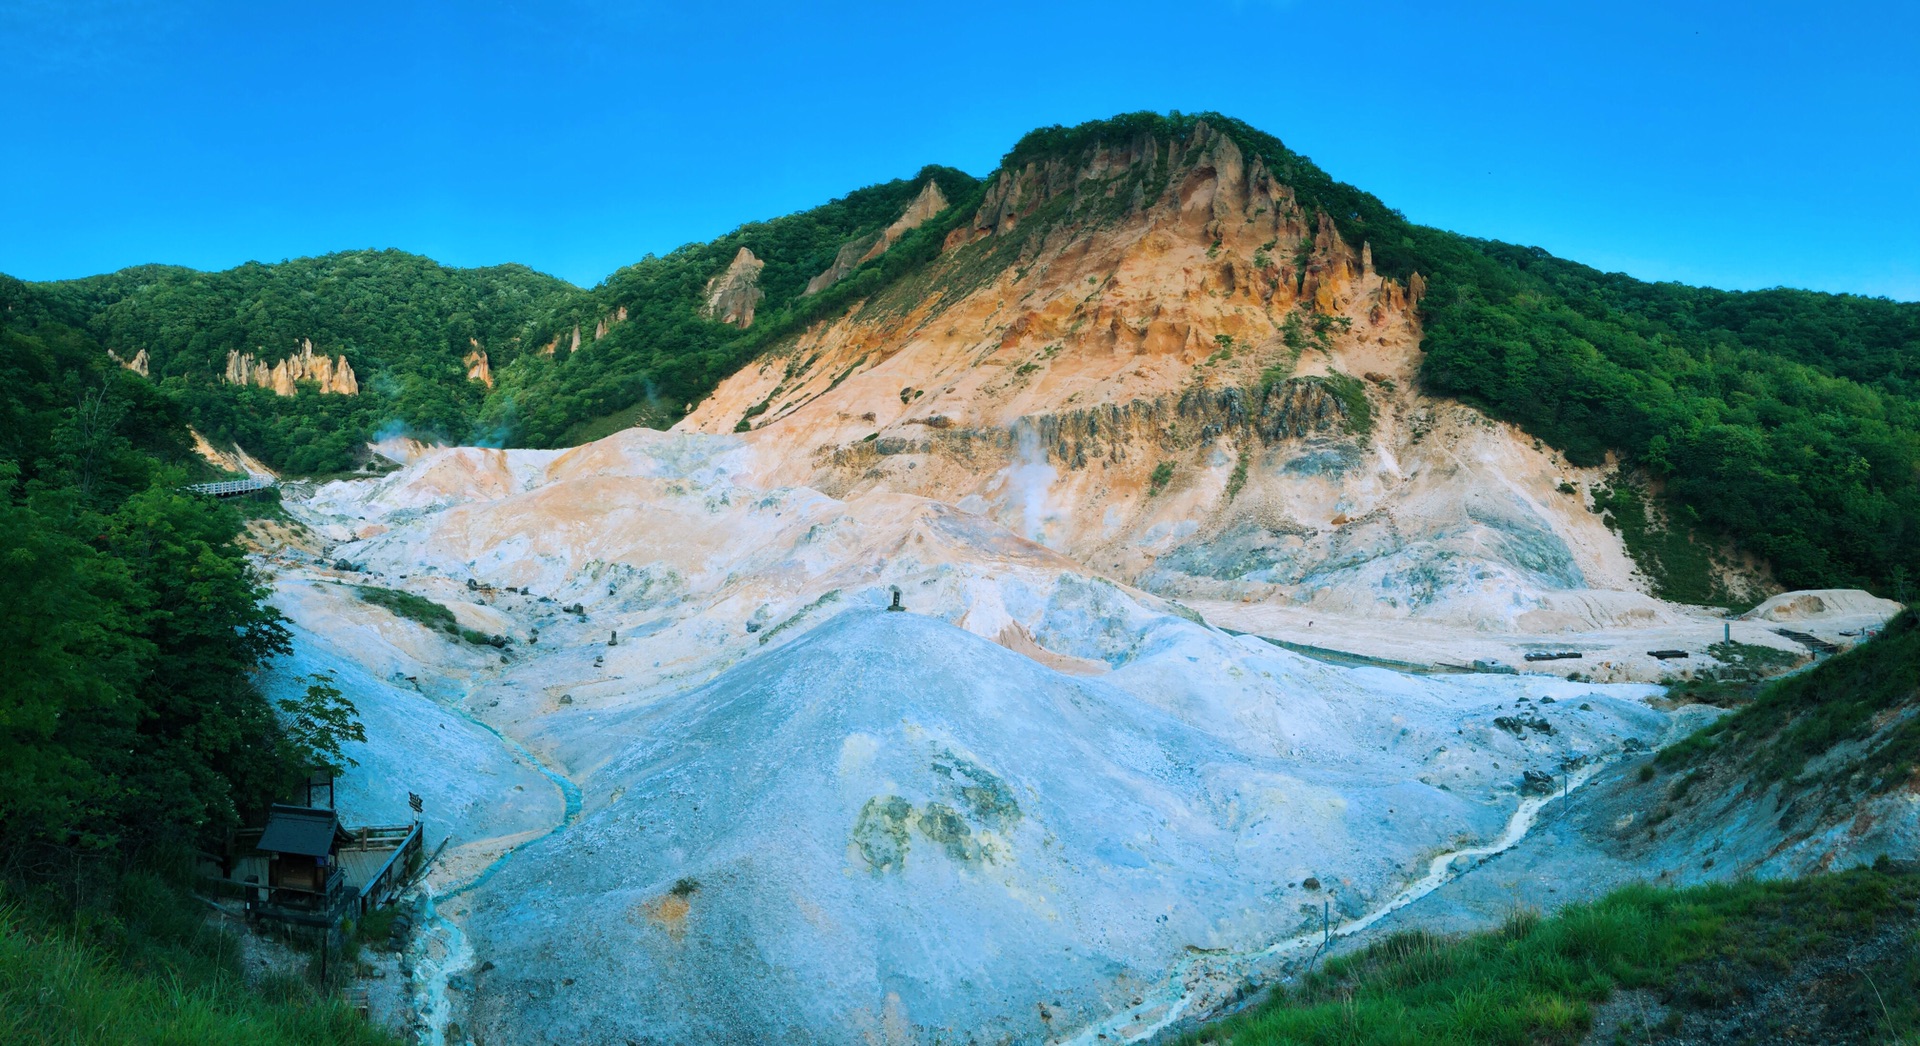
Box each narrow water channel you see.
[402,681,583,1046]
[1053,710,1705,1046]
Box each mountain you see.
[10,113,1914,602]
[3,111,1916,1044]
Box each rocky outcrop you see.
[803,235,881,297]
[939,118,1419,324]
[805,181,951,296]
[867,180,949,259]
[1021,379,1352,469]
[465,342,493,388]
[593,305,628,341]
[108,348,150,377]
[702,247,765,328]
[833,379,1356,474]
[224,339,358,396]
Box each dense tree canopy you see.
[0,294,310,857]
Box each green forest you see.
[0,294,388,1041]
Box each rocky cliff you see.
[675,119,1661,635]
[464,341,493,388]
[108,347,149,376]
[701,246,765,328]
[224,338,358,395]
[803,179,951,295]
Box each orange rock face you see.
[465,342,494,388]
[670,121,1668,627]
[701,247,765,328]
[224,338,358,396]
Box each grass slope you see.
[1182,866,1919,1046]
[0,872,396,1046]
[1660,606,1920,806]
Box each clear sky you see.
[3,0,1916,299]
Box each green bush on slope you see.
[1658,606,1920,794]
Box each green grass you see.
[1590,475,1746,608]
[354,584,457,631]
[0,868,397,1046]
[1149,461,1175,496]
[1317,371,1373,437]
[1181,866,1920,1046]
[758,588,842,645]
[1225,448,1250,503]
[1706,639,1806,676]
[353,585,499,646]
[556,399,670,447]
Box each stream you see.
[402,678,583,1046]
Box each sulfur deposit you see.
[275,429,1679,1044]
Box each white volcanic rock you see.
[271,430,1676,1045]
[454,609,1665,1045]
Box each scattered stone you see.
[1521,769,1556,795]
[1493,715,1554,737]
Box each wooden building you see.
[204,801,422,933]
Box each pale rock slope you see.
[279,429,1672,1045]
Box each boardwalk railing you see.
[185,477,275,497]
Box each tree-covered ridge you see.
[52,250,575,382]
[481,164,980,446]
[20,166,984,466]
[1403,234,1918,595]
[20,252,578,473]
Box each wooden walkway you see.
[185,477,276,497]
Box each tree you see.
[278,672,366,775]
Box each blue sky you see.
[3,0,1916,299]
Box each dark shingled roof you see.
[257,804,343,858]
